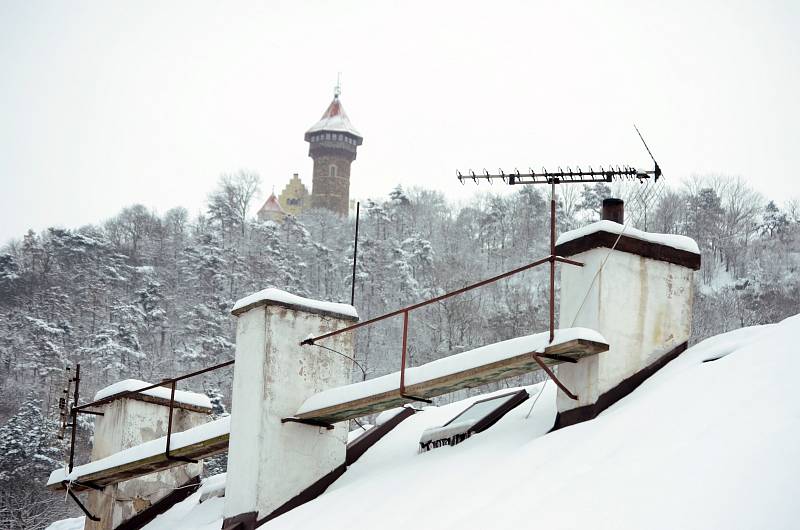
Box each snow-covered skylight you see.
[419,389,528,451]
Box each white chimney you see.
[554,200,701,428]
[84,383,212,530]
[222,289,358,528]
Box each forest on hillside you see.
[1,173,798,528]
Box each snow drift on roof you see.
[556,219,700,254]
[49,315,800,530]
[272,317,796,530]
[232,287,358,319]
[45,516,85,530]
[306,96,362,139]
[93,379,212,409]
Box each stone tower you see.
[304,87,363,216]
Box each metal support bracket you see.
[164,381,199,464]
[63,482,101,522]
[400,393,433,404]
[165,452,199,464]
[530,352,579,401]
[72,479,104,491]
[281,417,335,430]
[538,353,579,364]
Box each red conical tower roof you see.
[305,95,362,143]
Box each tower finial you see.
[334,72,342,98]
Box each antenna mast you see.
[457,129,663,341]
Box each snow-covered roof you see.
[45,517,85,530]
[93,379,212,410]
[556,220,700,255]
[64,313,797,530]
[258,193,286,215]
[231,287,358,320]
[305,96,362,140]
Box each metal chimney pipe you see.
[602,198,624,224]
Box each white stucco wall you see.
[557,247,695,412]
[92,399,206,460]
[85,396,210,529]
[224,303,355,521]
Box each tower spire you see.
[334,72,342,98]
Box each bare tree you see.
[784,198,800,224]
[208,170,262,239]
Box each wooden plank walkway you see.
[48,423,230,493]
[48,334,607,493]
[294,337,608,424]
[48,409,420,493]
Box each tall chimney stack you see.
[554,208,701,429]
[601,198,624,224]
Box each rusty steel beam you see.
[531,352,578,401]
[302,254,555,346]
[400,310,409,394]
[66,485,100,522]
[76,359,235,412]
[165,381,197,464]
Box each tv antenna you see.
[457,127,664,339]
[457,125,661,187]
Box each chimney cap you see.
[602,198,624,224]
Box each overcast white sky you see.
[1,0,799,244]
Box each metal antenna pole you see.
[549,179,556,343]
[350,201,360,306]
[68,363,80,473]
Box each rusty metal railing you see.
[57,360,235,521]
[59,359,235,521]
[69,359,234,470]
[302,180,583,402]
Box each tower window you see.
[329,165,337,177]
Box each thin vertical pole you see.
[549,180,556,343]
[400,310,409,393]
[68,363,80,472]
[350,201,360,306]
[166,381,176,457]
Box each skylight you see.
[419,389,529,452]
